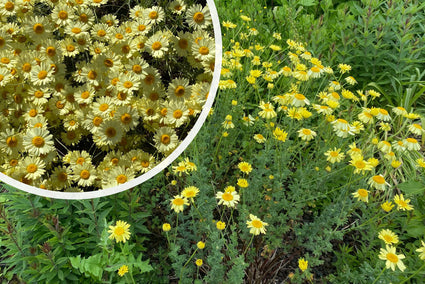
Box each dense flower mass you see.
[0,0,215,191]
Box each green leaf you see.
[405,217,425,238]
[397,181,425,196]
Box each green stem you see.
[372,267,385,284]
[399,262,425,284]
[243,235,255,255]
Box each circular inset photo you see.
[0,0,221,199]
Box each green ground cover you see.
[1,0,425,283]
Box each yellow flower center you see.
[330,151,339,157]
[105,127,117,138]
[373,175,385,184]
[132,64,142,73]
[5,1,14,11]
[199,46,209,55]
[58,10,68,20]
[295,93,306,100]
[161,134,170,145]
[66,44,75,52]
[32,90,43,98]
[173,110,183,119]
[358,189,368,197]
[123,81,133,89]
[38,70,48,79]
[406,137,417,144]
[22,63,31,72]
[116,174,127,184]
[9,159,18,167]
[71,27,81,34]
[398,200,408,208]
[80,91,90,99]
[80,169,90,179]
[138,24,146,31]
[111,158,119,165]
[1,57,10,64]
[115,33,123,39]
[29,109,37,117]
[355,161,365,169]
[26,164,37,173]
[152,41,162,51]
[193,12,204,23]
[251,220,263,228]
[99,103,109,111]
[33,23,44,34]
[222,192,233,201]
[93,116,103,126]
[79,14,88,22]
[46,46,56,57]
[97,30,106,37]
[149,11,158,19]
[121,113,131,124]
[34,123,43,128]
[104,58,113,67]
[174,86,185,97]
[87,70,97,80]
[174,5,182,11]
[117,92,127,101]
[386,253,398,263]
[302,129,311,135]
[173,198,184,206]
[32,136,45,147]
[141,160,149,168]
[55,101,64,109]
[383,235,394,243]
[76,157,85,165]
[6,136,18,147]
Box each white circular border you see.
[0,0,222,200]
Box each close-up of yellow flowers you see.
[0,0,215,192]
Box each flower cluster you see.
[0,0,215,191]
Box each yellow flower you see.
[352,189,369,203]
[338,63,351,73]
[393,194,414,211]
[379,245,406,271]
[298,128,317,141]
[216,221,226,230]
[416,240,425,260]
[368,175,387,191]
[162,223,171,232]
[170,194,189,213]
[298,258,308,272]
[238,161,252,174]
[216,190,240,207]
[237,178,249,188]
[324,148,345,164]
[378,229,399,245]
[108,220,131,243]
[117,265,129,277]
[240,15,251,21]
[381,201,394,212]
[246,214,268,235]
[195,259,203,267]
[181,186,199,199]
[197,241,205,249]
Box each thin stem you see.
[372,267,385,284]
[399,262,425,284]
